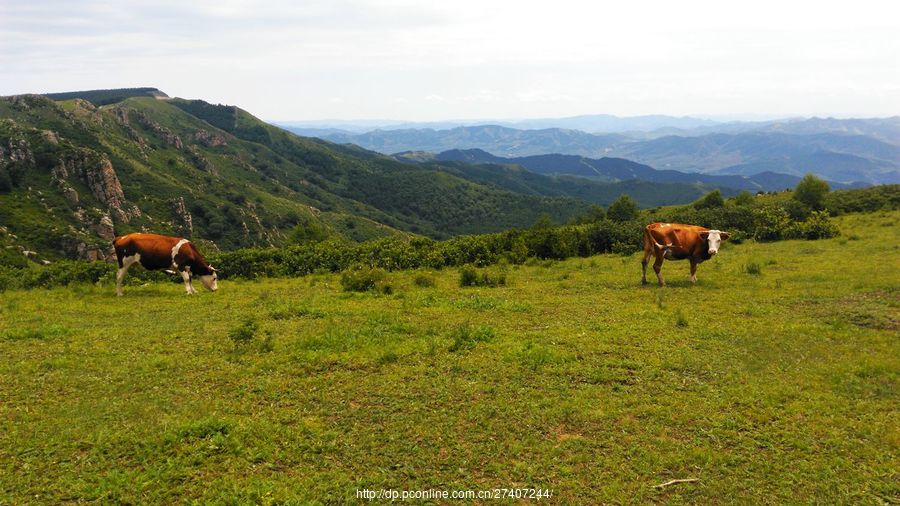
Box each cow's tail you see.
[644,226,672,257]
[642,226,653,255]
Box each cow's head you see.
[198,266,219,292]
[700,230,729,256]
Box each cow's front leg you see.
[653,256,665,286]
[180,270,196,294]
[116,266,129,296]
[115,255,138,296]
[689,259,698,284]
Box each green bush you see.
[341,266,391,293]
[794,210,840,240]
[413,272,436,287]
[459,266,507,287]
[753,205,791,242]
[825,185,900,214]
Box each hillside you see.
[307,122,900,184]
[42,87,170,105]
[0,93,598,262]
[409,158,730,207]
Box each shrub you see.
[413,272,436,287]
[341,266,391,293]
[753,205,791,242]
[782,199,812,221]
[825,185,900,214]
[795,210,840,240]
[459,266,506,287]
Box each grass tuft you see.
[743,262,763,275]
[448,323,496,352]
[675,309,689,327]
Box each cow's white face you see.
[199,271,218,291]
[703,230,729,256]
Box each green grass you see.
[0,211,897,503]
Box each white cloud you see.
[0,0,897,120]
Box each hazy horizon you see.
[2,0,898,121]
[271,112,897,126]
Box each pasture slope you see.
[0,211,897,504]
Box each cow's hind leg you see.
[116,254,139,296]
[641,249,652,285]
[653,256,665,286]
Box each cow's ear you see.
[720,232,730,241]
[699,231,710,240]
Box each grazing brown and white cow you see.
[113,233,218,296]
[641,223,729,286]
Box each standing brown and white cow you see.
[113,233,218,296]
[641,223,729,286]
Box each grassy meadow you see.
[1,211,898,504]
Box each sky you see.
[1,0,898,122]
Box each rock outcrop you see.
[171,196,194,237]
[111,107,148,149]
[187,146,218,176]
[53,149,141,223]
[90,214,116,242]
[133,111,183,149]
[193,129,227,147]
[0,133,35,166]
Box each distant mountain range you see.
[278,114,720,135]
[417,149,857,192]
[294,120,900,184]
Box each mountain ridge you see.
[303,123,899,184]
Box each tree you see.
[531,213,555,230]
[793,173,830,210]
[733,190,755,206]
[607,194,638,222]
[289,219,331,244]
[571,205,605,224]
[693,189,725,209]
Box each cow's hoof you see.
[641,279,647,285]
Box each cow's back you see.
[646,222,710,258]
[114,233,180,270]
